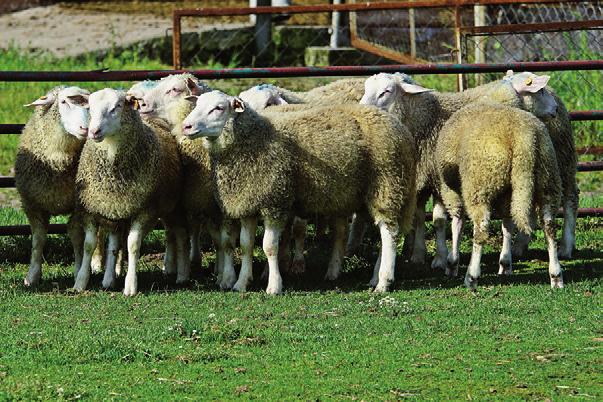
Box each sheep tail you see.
[510,128,537,235]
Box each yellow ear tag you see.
[525,77,533,86]
[40,96,47,100]
[133,99,139,110]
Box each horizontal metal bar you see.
[576,146,603,155]
[173,0,587,17]
[570,111,603,121]
[578,160,603,172]
[1,207,600,236]
[461,19,603,35]
[1,60,602,82]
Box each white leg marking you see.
[123,222,145,296]
[465,213,490,290]
[498,218,514,276]
[431,201,448,271]
[74,224,98,292]
[410,207,426,264]
[218,224,236,290]
[233,217,257,292]
[543,207,564,289]
[263,221,283,295]
[374,222,398,292]
[324,217,348,281]
[24,217,48,287]
[446,215,463,278]
[90,231,105,274]
[102,231,120,289]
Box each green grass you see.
[0,214,601,400]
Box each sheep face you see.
[239,84,288,110]
[126,80,158,109]
[182,91,245,139]
[360,73,432,110]
[25,86,90,139]
[87,88,133,142]
[504,71,558,119]
[140,74,210,118]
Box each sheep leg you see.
[369,249,382,287]
[123,218,152,297]
[233,217,258,292]
[207,221,222,279]
[324,217,348,281]
[188,219,202,267]
[401,231,415,260]
[162,226,177,276]
[218,221,237,290]
[542,206,564,288]
[374,222,399,292]
[431,201,448,271]
[102,230,120,289]
[346,212,368,256]
[24,211,49,287]
[115,228,127,277]
[290,217,307,275]
[512,231,531,258]
[264,220,284,295]
[558,199,577,259]
[66,213,84,279]
[91,228,106,274]
[464,210,490,290]
[446,215,463,278]
[410,201,427,265]
[73,222,98,292]
[498,218,515,276]
[278,220,293,272]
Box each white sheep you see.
[182,90,416,294]
[74,88,189,296]
[139,73,211,119]
[15,86,90,287]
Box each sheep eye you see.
[378,90,390,99]
[209,105,224,114]
[61,100,67,104]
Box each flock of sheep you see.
[15,70,577,295]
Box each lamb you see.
[435,100,563,289]
[503,71,578,259]
[359,72,562,273]
[181,90,416,294]
[15,86,90,287]
[73,88,189,296]
[139,73,211,119]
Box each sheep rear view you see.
[436,102,563,289]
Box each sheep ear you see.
[24,93,55,107]
[505,69,515,78]
[67,94,89,108]
[125,94,139,109]
[512,74,550,94]
[184,95,198,104]
[187,77,204,96]
[399,82,433,94]
[271,95,288,106]
[232,97,245,113]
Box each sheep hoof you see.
[162,264,177,276]
[464,274,478,290]
[219,276,236,291]
[431,256,447,271]
[102,278,116,290]
[373,282,391,293]
[176,276,190,285]
[445,266,458,278]
[550,274,564,289]
[232,281,247,293]
[497,260,513,276]
[410,253,425,265]
[324,270,340,281]
[72,282,87,293]
[557,246,572,260]
[24,271,41,288]
[368,276,379,287]
[265,281,283,295]
[123,275,137,296]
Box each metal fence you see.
[0,60,601,235]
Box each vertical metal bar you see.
[172,12,182,70]
[255,0,272,63]
[473,4,486,85]
[331,0,342,48]
[454,5,464,91]
[409,7,416,59]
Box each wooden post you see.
[454,6,464,91]
[474,4,487,85]
[409,7,416,59]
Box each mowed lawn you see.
[0,214,601,400]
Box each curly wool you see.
[436,102,561,239]
[206,103,416,232]
[15,87,84,215]
[76,105,182,223]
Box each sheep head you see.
[504,71,558,119]
[360,73,432,111]
[87,88,137,142]
[182,90,245,139]
[239,84,289,110]
[139,74,211,118]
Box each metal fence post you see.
[254,0,272,64]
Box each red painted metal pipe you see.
[578,161,603,172]
[1,60,602,82]
[0,177,15,188]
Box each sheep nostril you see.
[184,125,192,130]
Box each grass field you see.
[0,48,601,399]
